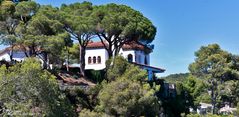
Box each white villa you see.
[85,41,165,80]
[0,41,165,81]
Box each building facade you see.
[85,41,165,80]
[0,45,48,67]
[0,41,165,80]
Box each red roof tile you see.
[86,41,152,52]
[87,41,108,48]
[123,41,151,51]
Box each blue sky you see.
[33,0,239,76]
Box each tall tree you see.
[92,3,156,58]
[60,2,95,76]
[189,44,239,114]
[0,1,39,60]
[23,5,71,66]
[0,0,18,61]
[14,1,39,57]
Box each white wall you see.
[85,48,151,70]
[120,50,150,65]
[120,50,136,62]
[85,48,108,70]
[0,53,11,61]
[0,51,46,67]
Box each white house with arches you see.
[0,41,165,80]
[85,41,165,80]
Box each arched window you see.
[127,54,133,62]
[97,56,101,64]
[88,57,92,64]
[93,56,96,64]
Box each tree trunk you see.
[10,46,14,62]
[66,46,69,72]
[113,46,121,57]
[42,52,48,69]
[113,42,120,58]
[108,51,113,59]
[211,86,216,114]
[24,51,29,58]
[108,42,113,59]
[28,45,36,57]
[79,45,86,77]
[29,46,33,57]
[21,45,29,58]
[210,78,217,114]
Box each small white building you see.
[0,45,47,67]
[219,104,237,115]
[197,103,213,115]
[85,41,165,80]
[0,47,23,62]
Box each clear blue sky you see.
[34,0,239,76]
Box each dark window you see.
[88,57,92,64]
[128,54,133,62]
[93,56,96,64]
[97,56,101,64]
[144,56,148,65]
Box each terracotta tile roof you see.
[86,41,152,52]
[123,41,152,51]
[87,41,108,48]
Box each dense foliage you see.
[0,58,75,116]
[60,2,96,76]
[1,0,239,117]
[162,73,189,83]
[0,1,157,76]
[160,44,239,116]
[189,44,239,114]
[0,1,161,116]
[78,56,161,116]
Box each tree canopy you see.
[188,44,239,114]
[93,3,156,57]
[80,56,161,116]
[1,1,157,75]
[60,2,96,76]
[161,44,239,116]
[0,1,180,117]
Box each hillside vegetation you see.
[1,0,239,117]
[161,73,189,83]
